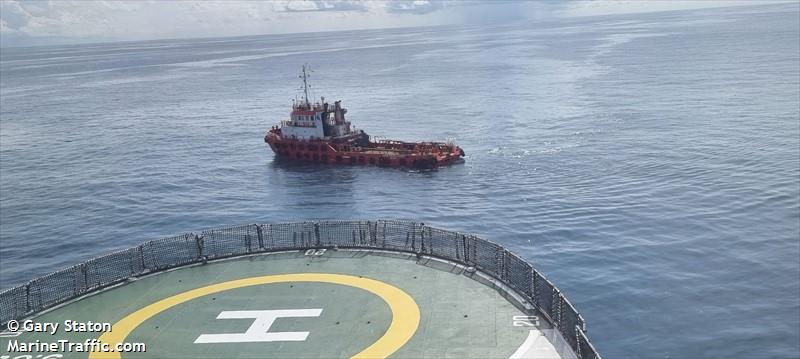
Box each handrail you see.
[0,220,600,359]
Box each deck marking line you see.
[194,309,323,343]
[509,330,540,359]
[88,273,420,359]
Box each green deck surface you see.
[1,250,561,359]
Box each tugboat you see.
[265,65,465,169]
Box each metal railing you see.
[0,220,600,359]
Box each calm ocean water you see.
[1,4,798,358]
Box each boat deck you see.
[1,250,575,358]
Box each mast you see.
[300,64,311,107]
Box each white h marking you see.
[194,309,323,344]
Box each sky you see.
[0,0,794,47]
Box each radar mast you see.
[300,64,311,107]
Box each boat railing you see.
[0,220,600,359]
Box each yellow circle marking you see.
[89,273,420,359]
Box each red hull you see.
[265,130,464,169]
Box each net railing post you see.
[461,235,470,265]
[264,224,274,250]
[127,248,136,277]
[418,223,426,255]
[195,233,205,261]
[24,283,31,314]
[256,224,264,249]
[80,263,88,295]
[558,293,565,329]
[244,227,253,253]
[498,249,505,281]
[137,244,146,274]
[409,223,416,252]
[366,220,372,247]
[503,250,510,282]
[314,222,321,247]
[531,268,539,308]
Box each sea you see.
[1,3,798,358]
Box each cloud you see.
[384,1,446,15]
[281,1,368,13]
[557,0,795,17]
[0,1,31,30]
[0,0,793,47]
[0,0,454,47]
